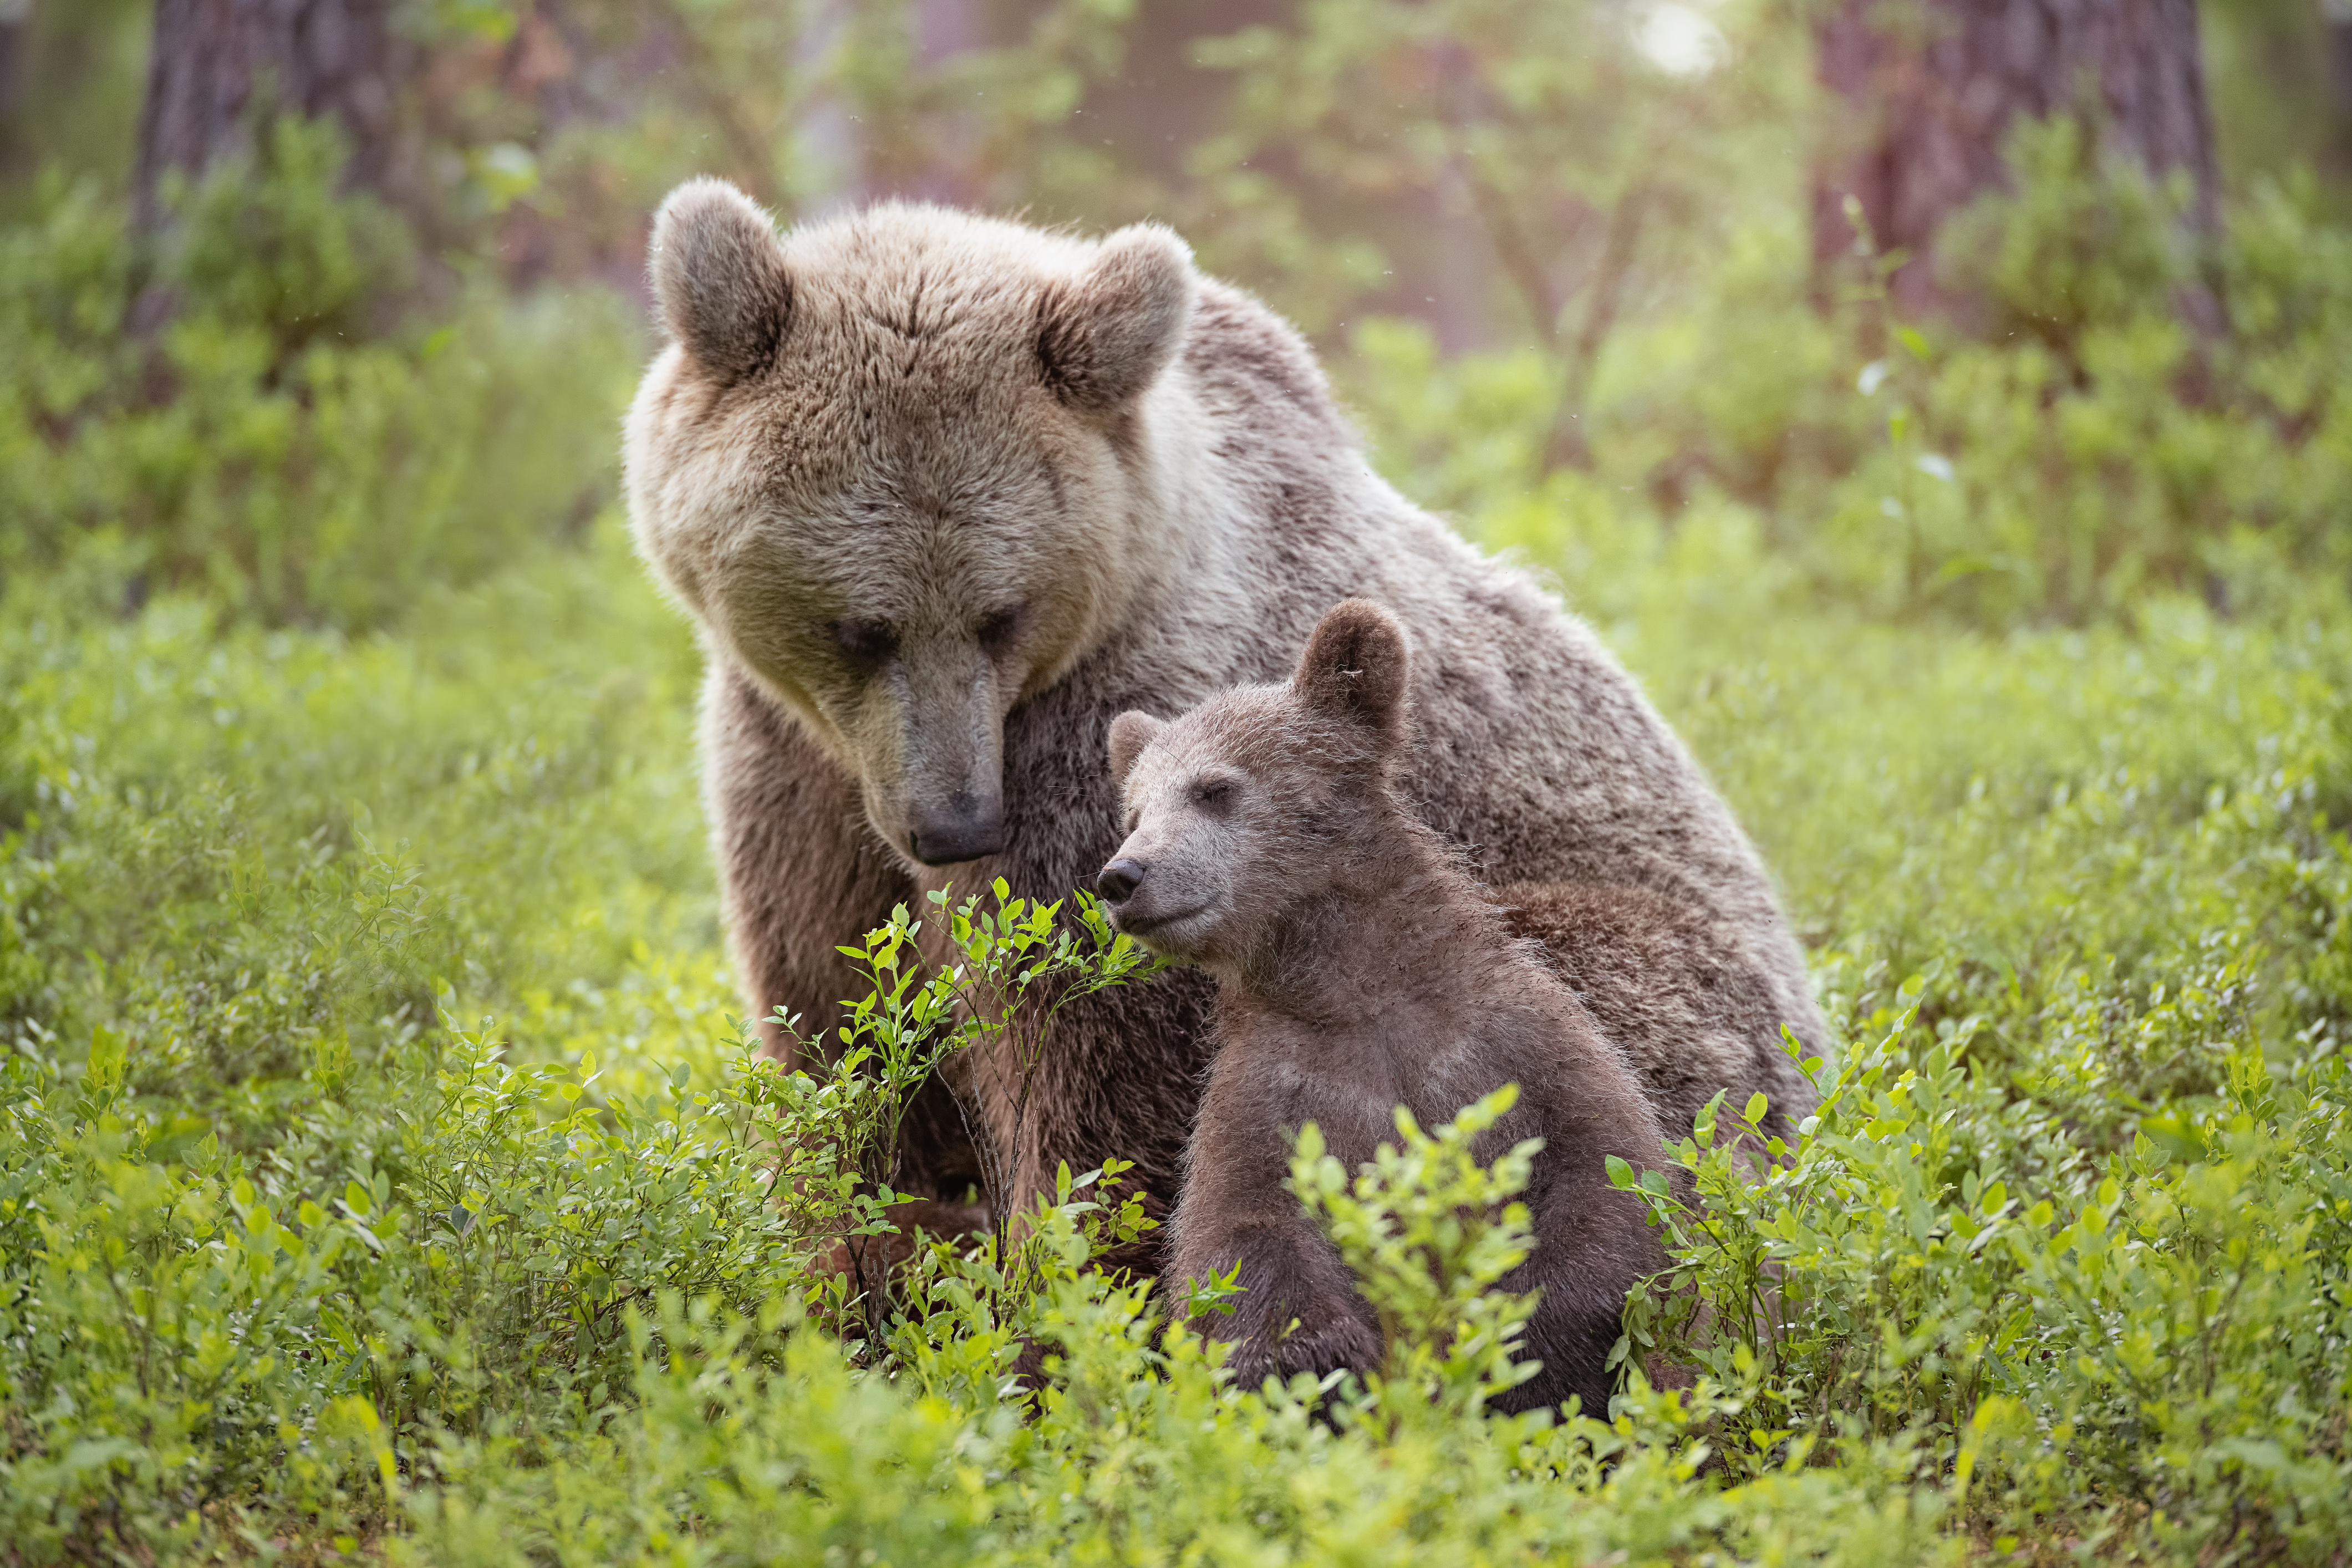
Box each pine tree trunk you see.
[0,6,27,132]
[1812,0,2219,316]
[132,0,406,232]
[2329,0,2352,122]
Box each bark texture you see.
[0,8,26,130]
[2330,0,2352,120]
[133,0,406,229]
[1813,0,2219,313]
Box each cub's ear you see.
[1107,710,1168,788]
[1037,224,1195,414]
[649,177,792,384]
[1295,599,1409,740]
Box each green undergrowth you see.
[2,124,636,635]
[4,497,2350,1561]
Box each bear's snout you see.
[1095,857,1147,905]
[908,793,1006,865]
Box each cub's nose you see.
[1096,857,1148,904]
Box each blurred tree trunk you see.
[1811,0,2219,317]
[0,4,26,130]
[2329,0,2352,120]
[132,0,406,233]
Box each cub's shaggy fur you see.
[1099,601,1666,1414]
[622,180,1819,1256]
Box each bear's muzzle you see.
[908,791,1006,865]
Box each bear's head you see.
[1096,599,1412,969]
[624,179,1198,866]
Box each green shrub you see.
[0,861,1165,1561]
[1939,115,2192,361]
[1286,1087,1550,1417]
[164,115,419,361]
[0,1004,807,1557]
[391,1090,1970,1568]
[0,128,635,634]
[1620,1017,2351,1561]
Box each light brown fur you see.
[623,181,1820,1259]
[1101,602,1667,1414]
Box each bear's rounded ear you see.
[1037,224,1195,414]
[650,177,793,384]
[1295,599,1410,741]
[1107,710,1168,788]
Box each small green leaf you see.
[86,1024,128,1094]
[2138,1112,2206,1163]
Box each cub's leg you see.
[1169,1122,1381,1394]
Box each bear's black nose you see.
[908,795,1006,866]
[1096,857,1147,904]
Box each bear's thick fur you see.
[1097,600,1667,1414]
[622,179,1820,1251]
[1488,881,1811,1147]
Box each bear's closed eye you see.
[833,619,898,664]
[978,605,1026,654]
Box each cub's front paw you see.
[1274,1310,1382,1384]
[1218,1298,1381,1393]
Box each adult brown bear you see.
[622,178,1819,1255]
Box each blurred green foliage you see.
[0,0,149,218]
[0,117,630,633]
[7,0,2349,634]
[1341,115,2352,628]
[2,0,2351,1561]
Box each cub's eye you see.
[978,604,1026,655]
[833,618,898,666]
[1191,779,1235,812]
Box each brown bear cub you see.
[1097,600,1667,1417]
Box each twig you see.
[1545,180,1650,471]
[644,0,792,213]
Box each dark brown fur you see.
[1101,603,1667,1414]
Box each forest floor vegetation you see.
[5,496,2349,1562]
